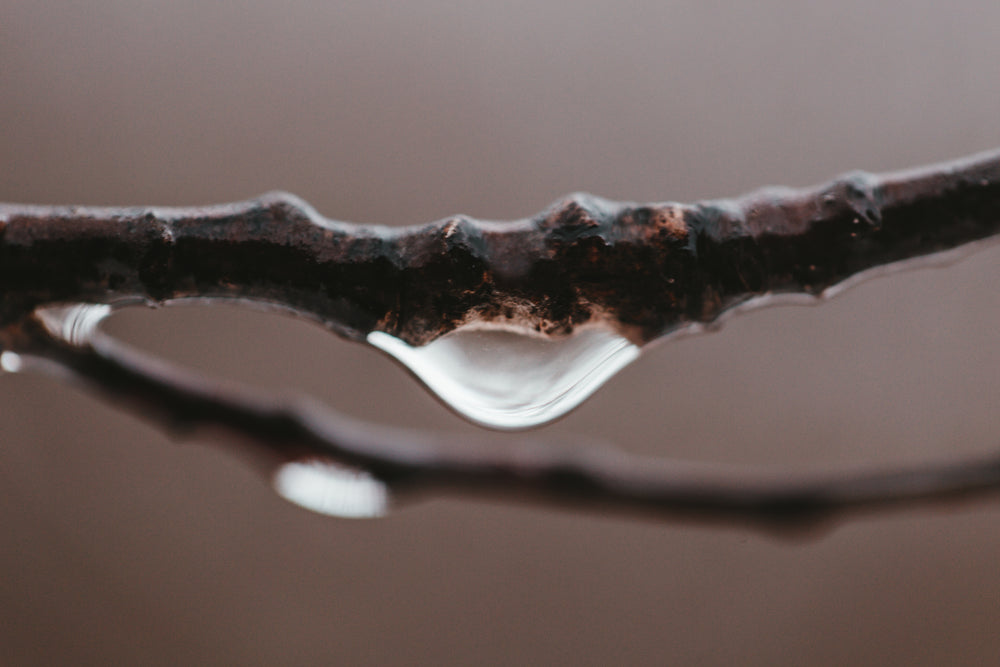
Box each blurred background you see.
[2,1,999,664]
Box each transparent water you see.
[36,303,112,346]
[368,325,640,430]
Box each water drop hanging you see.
[368,324,639,430]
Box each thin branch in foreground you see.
[0,149,999,529]
[8,318,1000,533]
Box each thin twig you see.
[1,149,999,529]
[11,318,1000,532]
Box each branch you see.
[1,149,1000,529]
[1,149,998,344]
[8,318,1000,532]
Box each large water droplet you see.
[368,325,640,429]
[273,460,390,519]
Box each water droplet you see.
[368,325,640,429]
[272,460,390,519]
[35,303,112,345]
[0,351,23,373]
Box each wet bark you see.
[1,149,998,346]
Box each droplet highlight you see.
[35,303,112,345]
[0,351,23,373]
[368,325,640,430]
[273,460,390,519]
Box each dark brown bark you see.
[2,149,998,346]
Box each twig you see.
[9,317,1000,532]
[1,149,999,529]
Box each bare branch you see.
[1,148,998,345]
[1,149,999,529]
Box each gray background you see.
[2,2,999,664]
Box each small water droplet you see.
[368,325,640,429]
[35,303,112,345]
[0,351,23,373]
[273,460,390,518]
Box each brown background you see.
[2,2,1000,664]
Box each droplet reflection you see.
[273,460,389,519]
[368,325,640,430]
